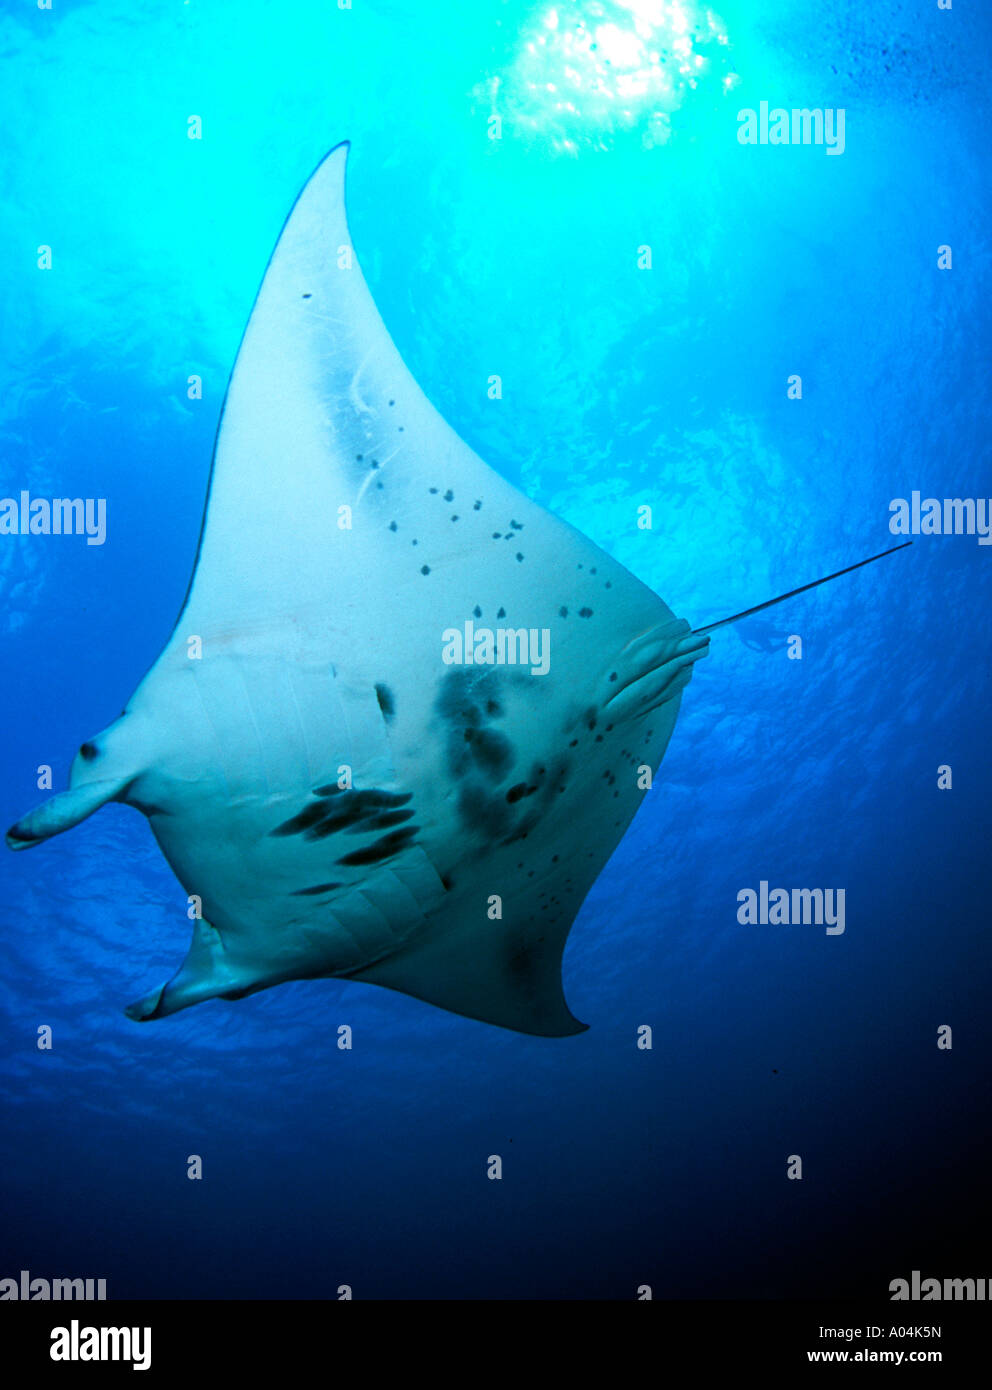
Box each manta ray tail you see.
[691,542,912,635]
[5,715,145,850]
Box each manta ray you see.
[6,144,908,1036]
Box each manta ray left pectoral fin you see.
[125,918,251,1022]
[7,710,155,851]
[6,776,132,850]
[347,909,589,1038]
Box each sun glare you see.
[480,0,737,153]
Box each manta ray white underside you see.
[6,142,719,1034]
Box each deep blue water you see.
[1,0,989,1300]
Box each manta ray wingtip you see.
[6,778,132,851]
[124,982,168,1023]
[5,823,41,851]
[313,139,350,173]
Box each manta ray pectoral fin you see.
[124,919,251,1022]
[347,910,589,1038]
[6,710,153,851]
[6,776,132,850]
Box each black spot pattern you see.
[270,787,414,846]
[433,668,559,840]
[466,727,514,776]
[436,670,515,782]
[374,683,396,722]
[337,827,418,866]
[457,783,512,838]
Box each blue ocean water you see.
[1,0,989,1300]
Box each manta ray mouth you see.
[605,626,711,722]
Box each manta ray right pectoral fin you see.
[6,776,132,850]
[348,909,589,1038]
[125,919,252,1022]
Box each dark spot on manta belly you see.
[468,727,514,776]
[291,882,342,896]
[457,782,512,838]
[269,801,328,836]
[374,683,396,721]
[271,788,412,839]
[435,669,516,783]
[350,808,415,833]
[337,826,418,866]
[506,939,540,986]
